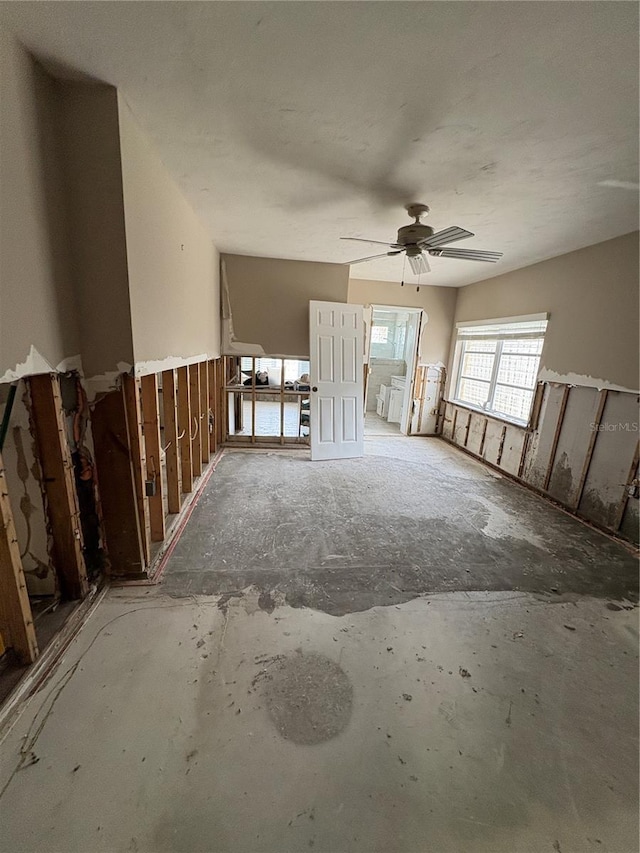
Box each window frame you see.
[452,315,548,427]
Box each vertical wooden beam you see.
[199,361,210,466]
[161,369,182,514]
[572,389,608,510]
[28,374,88,600]
[141,374,165,543]
[496,424,507,467]
[613,440,639,532]
[217,359,225,447]
[478,417,489,458]
[177,366,193,493]
[543,384,570,491]
[90,389,145,577]
[122,375,150,566]
[207,360,217,455]
[463,411,472,447]
[189,364,203,478]
[0,451,38,664]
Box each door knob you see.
[312,386,318,392]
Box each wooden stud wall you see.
[123,375,151,565]
[440,383,640,543]
[177,367,193,494]
[91,388,145,577]
[141,374,166,543]
[0,451,38,664]
[189,364,203,479]
[28,374,89,600]
[161,369,182,514]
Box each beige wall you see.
[0,30,80,380]
[453,232,640,392]
[348,279,457,367]
[118,97,221,372]
[223,254,349,357]
[57,82,134,381]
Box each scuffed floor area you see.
[0,586,637,852]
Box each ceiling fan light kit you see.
[341,203,503,289]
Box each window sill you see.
[446,399,531,430]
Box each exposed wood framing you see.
[141,374,166,542]
[280,358,285,445]
[216,359,225,447]
[189,364,203,478]
[450,407,458,442]
[613,440,640,531]
[518,432,531,479]
[161,369,182,514]
[543,384,570,491]
[496,424,507,467]
[463,411,472,447]
[207,360,217,455]
[0,451,38,664]
[478,418,489,458]
[177,367,193,493]
[199,361,210,466]
[90,388,145,577]
[123,375,150,565]
[572,389,608,510]
[251,357,257,445]
[27,374,89,600]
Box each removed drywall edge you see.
[538,368,639,395]
[133,353,215,378]
[0,348,85,384]
[83,362,133,399]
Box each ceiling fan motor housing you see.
[396,222,434,248]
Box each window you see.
[371,325,389,344]
[453,316,547,425]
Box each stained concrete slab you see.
[161,438,638,613]
[0,587,637,853]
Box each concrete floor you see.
[0,437,638,853]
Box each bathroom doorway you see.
[364,306,423,436]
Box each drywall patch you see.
[538,368,639,395]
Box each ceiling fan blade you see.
[428,248,503,262]
[418,226,474,248]
[407,254,431,275]
[343,250,404,266]
[340,237,395,247]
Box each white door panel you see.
[310,301,364,460]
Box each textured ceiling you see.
[1,1,638,287]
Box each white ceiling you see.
[2,2,638,287]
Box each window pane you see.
[466,340,498,353]
[497,353,539,389]
[461,351,494,381]
[492,385,533,422]
[371,326,388,344]
[458,377,490,407]
[502,338,543,355]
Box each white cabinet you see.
[387,388,404,423]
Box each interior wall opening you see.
[224,356,311,445]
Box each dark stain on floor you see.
[261,653,353,745]
[161,450,639,614]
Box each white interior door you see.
[309,300,364,461]
[400,310,424,435]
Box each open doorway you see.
[364,306,423,437]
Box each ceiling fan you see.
[341,203,503,275]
